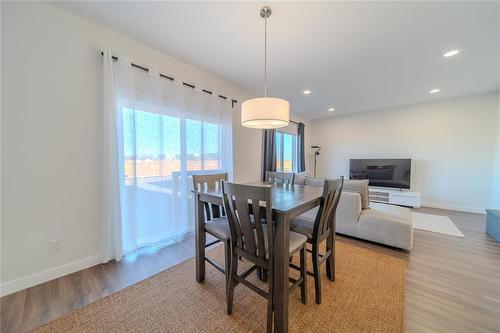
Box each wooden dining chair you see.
[265,171,295,185]
[289,177,344,304]
[192,173,231,294]
[221,182,307,333]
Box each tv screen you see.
[349,159,411,189]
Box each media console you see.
[369,187,421,208]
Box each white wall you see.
[1,1,312,296]
[310,92,499,213]
[492,91,500,209]
[0,1,264,296]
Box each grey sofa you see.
[337,191,413,250]
[298,176,413,250]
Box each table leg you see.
[273,213,289,333]
[195,193,206,283]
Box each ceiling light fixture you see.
[328,107,335,112]
[443,49,460,58]
[303,90,312,95]
[430,88,440,94]
[241,7,289,129]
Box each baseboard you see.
[0,255,101,297]
[420,201,486,214]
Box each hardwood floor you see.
[0,233,216,333]
[340,207,500,333]
[1,208,499,332]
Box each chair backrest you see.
[305,176,327,187]
[265,171,295,185]
[193,173,228,220]
[313,177,344,238]
[192,173,228,192]
[222,182,273,265]
[294,173,306,185]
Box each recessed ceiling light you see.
[303,90,311,95]
[328,107,335,112]
[443,49,460,58]
[429,88,440,94]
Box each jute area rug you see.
[33,240,404,332]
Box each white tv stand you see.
[369,187,421,208]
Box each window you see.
[186,119,221,171]
[123,108,222,185]
[275,131,297,172]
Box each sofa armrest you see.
[337,192,363,224]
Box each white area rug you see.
[412,212,465,237]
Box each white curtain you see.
[102,52,233,258]
[101,51,124,262]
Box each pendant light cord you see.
[264,14,267,97]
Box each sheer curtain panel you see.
[101,51,124,263]
[102,52,233,257]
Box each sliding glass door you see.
[121,106,226,253]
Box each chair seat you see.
[258,229,307,257]
[206,216,261,241]
[205,217,230,240]
[288,230,308,253]
[290,216,314,239]
[206,217,307,254]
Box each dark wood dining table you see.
[194,181,324,332]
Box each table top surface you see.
[196,182,323,214]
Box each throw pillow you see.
[343,179,370,209]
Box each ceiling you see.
[53,1,500,119]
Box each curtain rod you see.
[101,52,238,108]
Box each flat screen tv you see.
[349,159,411,189]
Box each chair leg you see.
[261,268,268,282]
[266,263,274,333]
[266,293,273,333]
[224,240,231,298]
[227,253,238,315]
[300,245,307,304]
[326,232,335,281]
[312,243,322,304]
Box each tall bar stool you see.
[290,177,344,304]
[222,181,308,333]
[192,173,231,296]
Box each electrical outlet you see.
[49,239,62,254]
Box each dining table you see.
[194,181,324,332]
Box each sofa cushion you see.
[358,202,413,250]
[336,192,363,236]
[343,179,370,209]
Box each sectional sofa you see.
[297,176,414,250]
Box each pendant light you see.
[241,7,290,129]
